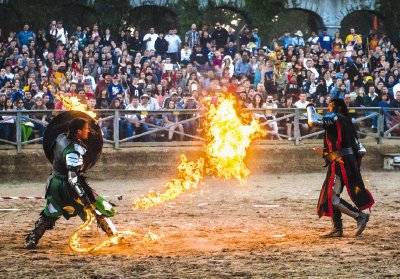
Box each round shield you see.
[43,111,103,172]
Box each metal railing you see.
[0,107,399,152]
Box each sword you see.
[313,147,343,164]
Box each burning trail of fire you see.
[56,94,96,118]
[133,94,265,210]
[69,209,161,253]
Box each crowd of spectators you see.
[1,20,400,143]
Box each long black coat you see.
[317,113,375,217]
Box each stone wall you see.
[0,141,398,183]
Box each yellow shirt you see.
[345,34,362,45]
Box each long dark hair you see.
[330,98,349,118]
[67,118,87,139]
[4,97,14,110]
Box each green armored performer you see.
[25,112,116,249]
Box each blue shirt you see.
[17,30,35,47]
[282,35,294,49]
[107,83,123,101]
[234,61,252,77]
[318,33,333,51]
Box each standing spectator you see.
[199,30,212,50]
[252,28,261,49]
[143,27,158,51]
[55,21,68,45]
[318,27,333,52]
[293,30,305,47]
[345,27,362,47]
[185,23,200,49]
[128,30,143,57]
[17,24,35,48]
[165,28,181,64]
[154,31,168,60]
[307,31,319,46]
[73,26,87,50]
[279,31,294,49]
[211,22,229,49]
[101,27,113,47]
[89,23,101,42]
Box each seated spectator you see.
[180,93,200,140]
[0,97,15,141]
[389,91,400,136]
[125,95,151,142]
[163,99,184,141]
[364,84,380,131]
[294,93,309,136]
[107,74,123,101]
[30,96,48,138]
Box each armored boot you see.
[355,212,370,237]
[25,212,59,249]
[340,198,361,215]
[95,214,117,237]
[339,198,369,237]
[320,207,343,238]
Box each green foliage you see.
[377,0,400,46]
[243,0,286,46]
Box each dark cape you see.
[317,113,375,217]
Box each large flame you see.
[133,94,265,210]
[69,94,264,253]
[57,94,96,118]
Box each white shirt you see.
[125,103,145,122]
[55,27,68,44]
[392,83,400,95]
[294,100,310,119]
[82,74,96,91]
[143,33,158,51]
[165,34,181,53]
[181,48,191,61]
[142,97,160,110]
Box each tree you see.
[377,0,400,47]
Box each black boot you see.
[25,212,59,249]
[320,207,343,238]
[355,212,369,237]
[96,214,116,237]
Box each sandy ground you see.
[0,171,399,279]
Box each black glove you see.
[80,194,92,208]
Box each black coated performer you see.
[307,99,374,238]
[25,113,116,249]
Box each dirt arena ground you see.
[0,171,399,278]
